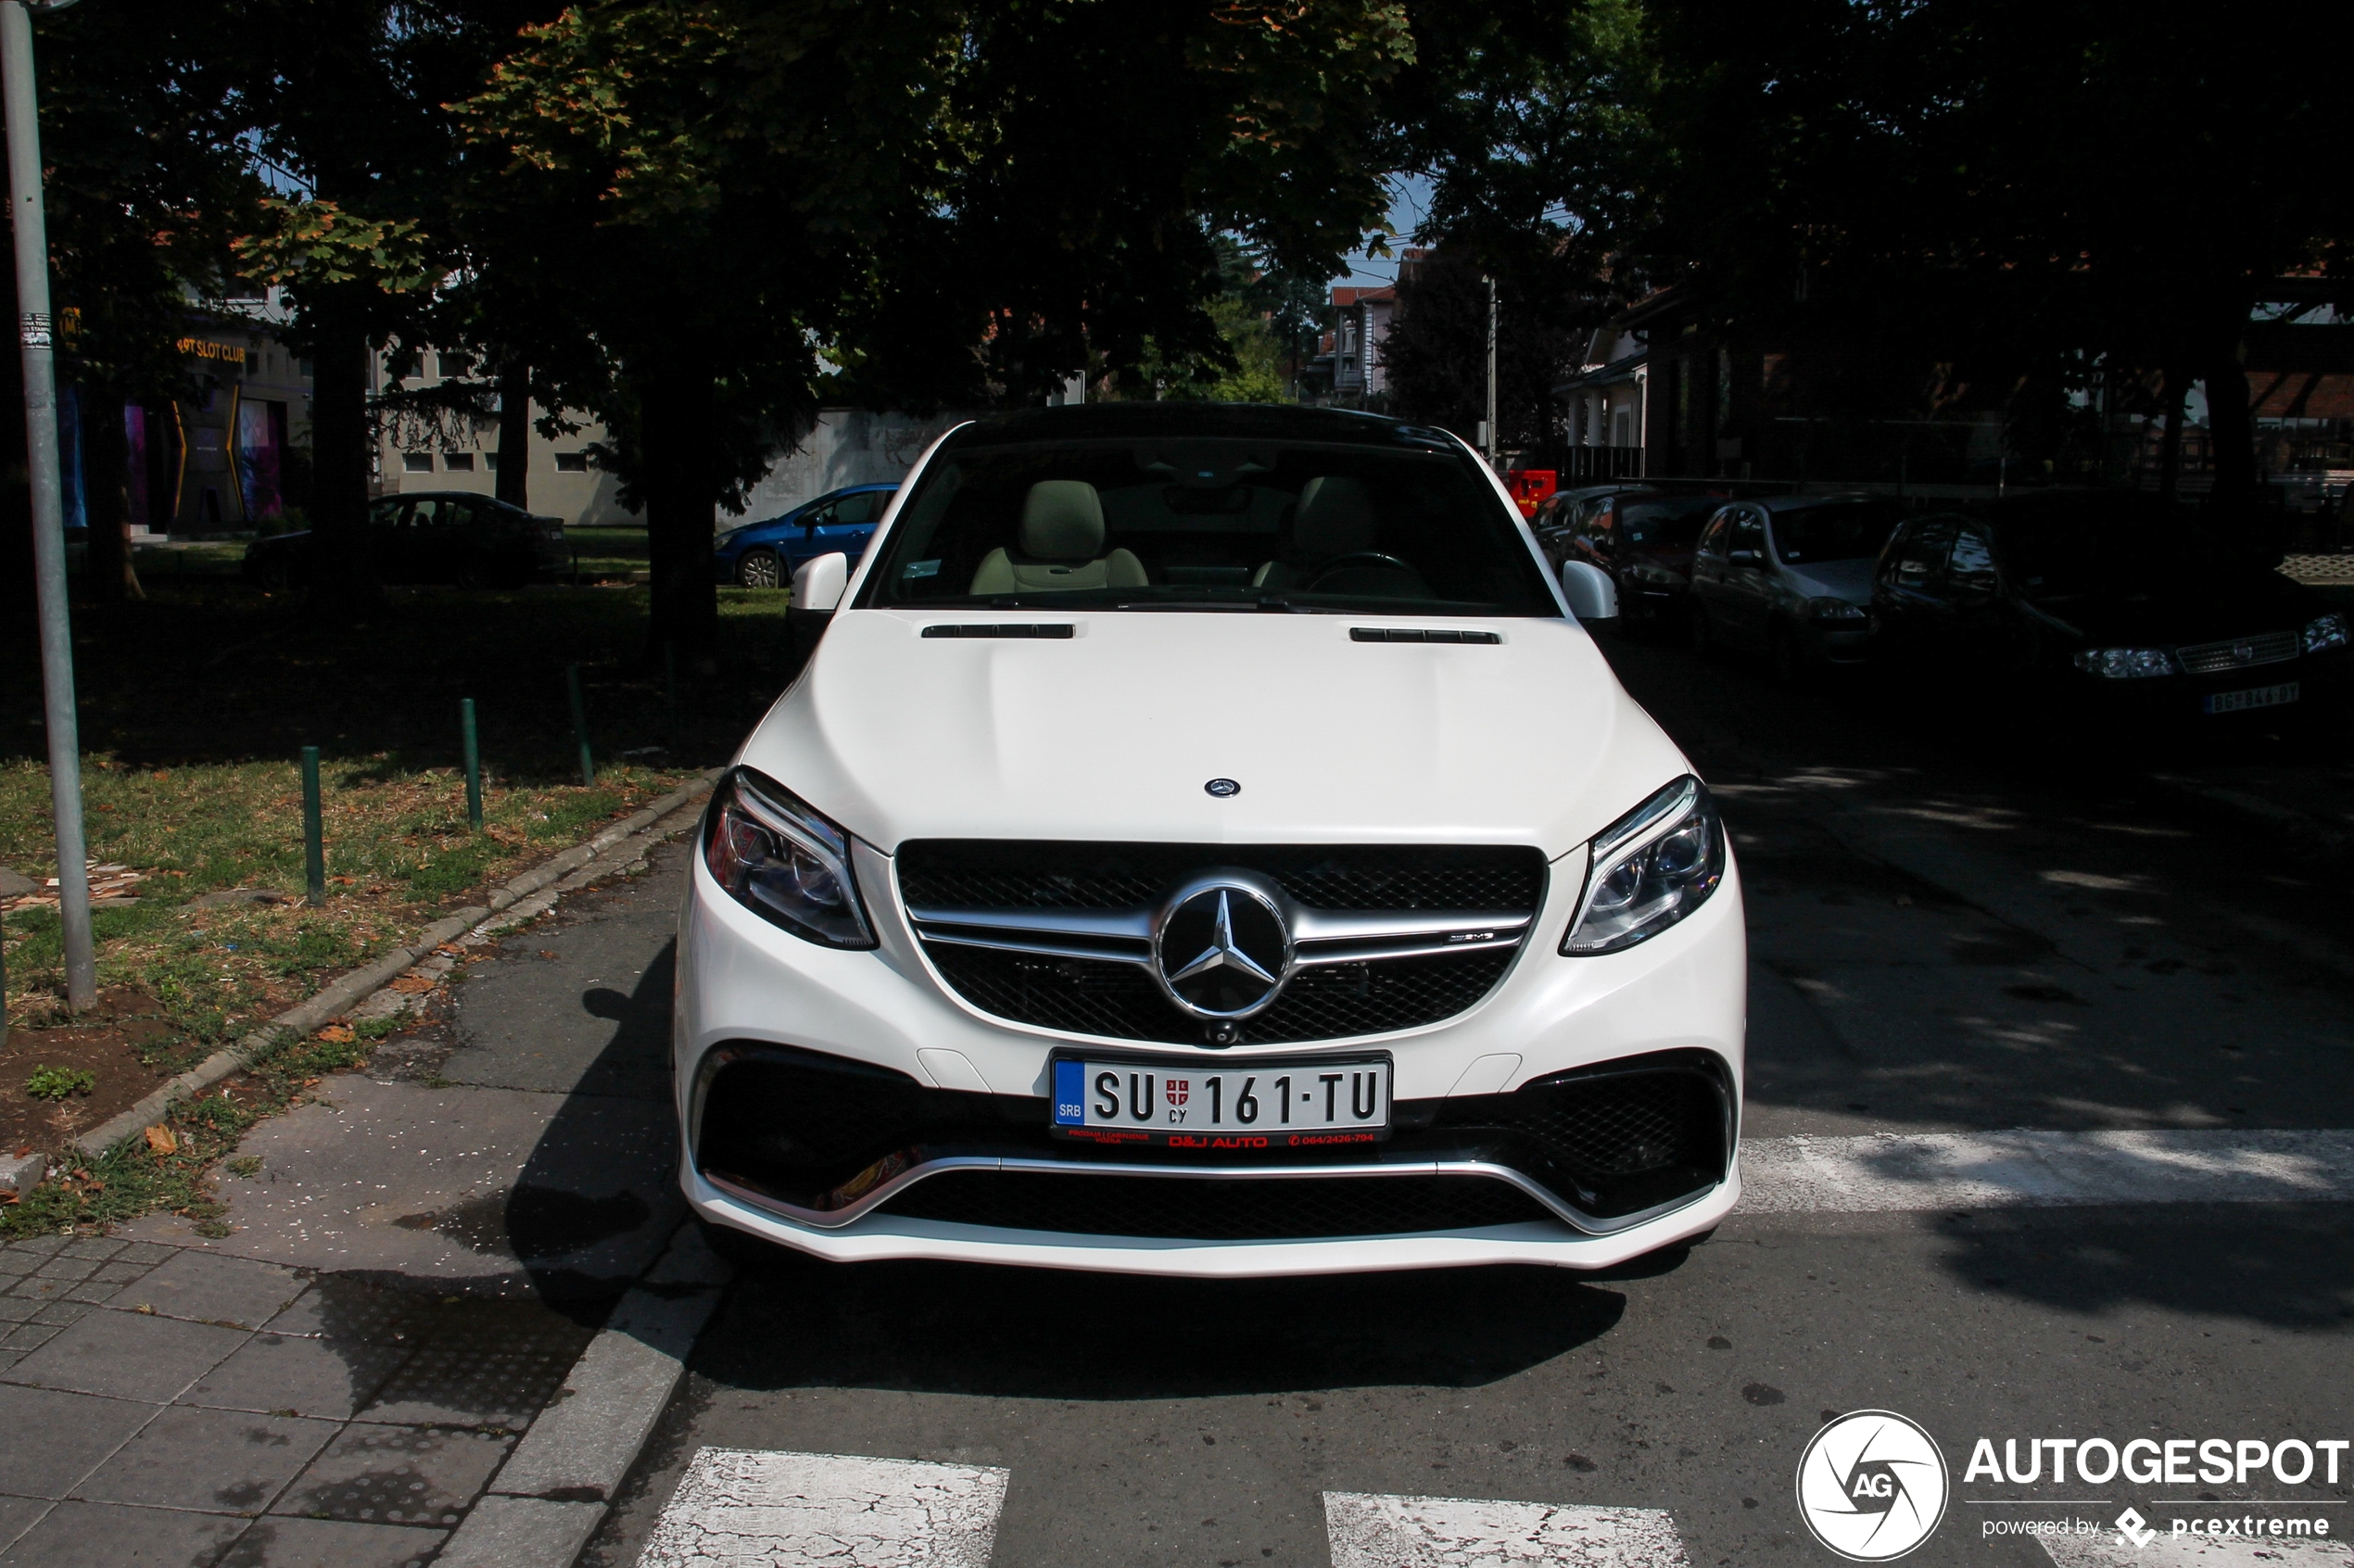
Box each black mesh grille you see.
[1434,1056,1730,1219]
[878,1170,1559,1240]
[898,841,1545,914]
[922,946,1518,1045]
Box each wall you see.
[732,409,977,523]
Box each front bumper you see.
[675,832,1747,1277]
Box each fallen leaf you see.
[388,974,436,994]
[12,1145,28,1158]
[83,1180,104,1194]
[134,1303,156,1314]
[317,1025,356,1044]
[145,1124,179,1156]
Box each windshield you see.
[858,434,1557,615]
[1768,500,1904,565]
[1618,497,1720,549]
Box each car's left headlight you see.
[2306,612,2349,654]
[1808,597,1867,622]
[1562,775,1727,955]
[703,767,875,948]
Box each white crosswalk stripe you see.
[1738,1129,2354,1213]
[2040,1532,2353,1565]
[636,1448,1008,1567]
[1323,1491,1692,1567]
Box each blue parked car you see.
[713,483,898,588]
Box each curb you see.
[70,768,722,1159]
[439,1222,734,1568]
[2143,770,2352,856]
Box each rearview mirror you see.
[789,551,849,661]
[1560,561,1619,624]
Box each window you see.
[369,499,406,528]
[1945,525,1997,601]
[483,451,500,471]
[1891,518,1957,590]
[1728,508,1766,556]
[554,451,589,473]
[401,451,433,474]
[1767,499,1904,564]
[437,351,472,380]
[834,490,886,525]
[1697,510,1732,556]
[444,451,475,472]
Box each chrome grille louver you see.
[2175,630,2297,675]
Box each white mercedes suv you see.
[677,404,1744,1277]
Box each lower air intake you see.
[878,1170,1560,1240]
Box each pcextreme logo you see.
[1796,1410,1952,1562]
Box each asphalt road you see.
[564,631,2354,1568]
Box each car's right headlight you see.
[703,767,875,948]
[1562,775,1727,955]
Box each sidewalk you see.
[1,831,718,1566]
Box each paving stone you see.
[111,1243,176,1269]
[0,1296,42,1325]
[0,1326,57,1353]
[4,1237,69,1258]
[356,1348,574,1432]
[0,1251,36,1278]
[0,1305,247,1403]
[89,1262,147,1286]
[0,1498,246,1568]
[259,1283,421,1347]
[56,1240,120,1263]
[27,1260,98,1286]
[214,1517,445,1568]
[271,1424,511,1529]
[0,1350,23,1376]
[181,1334,411,1422]
[73,1404,337,1515]
[56,1282,122,1308]
[119,1252,304,1332]
[0,1385,158,1498]
[0,1496,47,1555]
[26,1303,86,1329]
[433,1495,604,1568]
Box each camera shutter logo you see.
[1795,1410,1950,1561]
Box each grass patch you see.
[566,525,652,582]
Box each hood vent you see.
[921,623,1076,639]
[1350,626,1500,644]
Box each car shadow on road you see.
[695,1252,1631,1397]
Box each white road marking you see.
[1323,1490,1691,1566]
[2041,1531,2352,1565]
[1738,1129,2354,1213]
[636,1448,1008,1568]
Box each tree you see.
[1378,247,1580,452]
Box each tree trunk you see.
[2204,348,2256,511]
[79,388,140,601]
[306,285,377,600]
[495,360,530,510]
[637,353,718,667]
[2157,361,2185,500]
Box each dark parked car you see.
[243,491,567,589]
[1689,493,1904,678]
[1871,493,2351,719]
[1549,489,1730,628]
[713,483,897,588]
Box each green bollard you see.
[461,698,483,830]
[301,746,325,904]
[566,664,596,787]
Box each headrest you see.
[1020,480,1106,560]
[1295,476,1376,559]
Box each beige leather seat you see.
[1252,475,1377,590]
[970,480,1147,595]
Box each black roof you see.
[947,402,1462,451]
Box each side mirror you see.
[1727,548,1764,568]
[1560,561,1619,624]
[791,550,848,613]
[788,551,849,662]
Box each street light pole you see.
[2,0,95,1009]
[1484,274,1500,471]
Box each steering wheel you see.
[1307,551,1419,590]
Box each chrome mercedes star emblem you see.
[1152,874,1294,1020]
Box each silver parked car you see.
[1687,494,1904,679]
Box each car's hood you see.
[2028,572,2324,647]
[1778,559,1876,603]
[742,610,1692,859]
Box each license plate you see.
[1050,1055,1392,1149]
[2204,681,2299,714]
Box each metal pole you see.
[460,698,482,830]
[566,664,595,787]
[1485,274,1500,471]
[4,2,91,1007]
[301,747,325,904]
